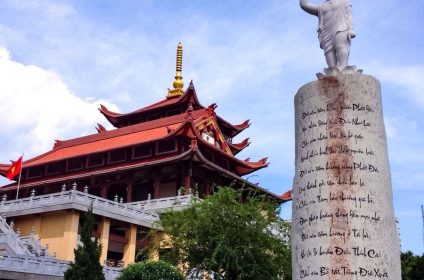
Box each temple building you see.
[0,43,283,271]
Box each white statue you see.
[300,0,356,72]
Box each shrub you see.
[158,187,291,280]
[117,260,185,280]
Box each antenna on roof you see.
[167,42,184,99]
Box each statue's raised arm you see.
[300,0,356,75]
[299,0,318,16]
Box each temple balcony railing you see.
[125,194,202,213]
[0,254,122,279]
[0,254,69,277]
[103,265,123,280]
[0,188,159,228]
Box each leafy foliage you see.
[401,251,424,280]
[64,207,105,280]
[156,187,291,280]
[117,260,185,280]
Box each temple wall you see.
[159,181,177,198]
[13,210,80,261]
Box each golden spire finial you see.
[168,42,185,98]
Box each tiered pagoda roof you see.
[98,81,251,138]
[0,43,281,201]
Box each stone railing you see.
[103,266,123,280]
[0,216,31,256]
[20,235,50,257]
[0,254,122,279]
[0,254,68,277]
[125,194,200,213]
[0,188,159,228]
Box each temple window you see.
[156,139,177,154]
[159,181,177,198]
[109,149,127,164]
[133,144,153,159]
[27,166,44,179]
[201,131,215,145]
[46,162,63,175]
[67,157,84,171]
[87,153,105,168]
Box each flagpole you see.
[15,154,24,200]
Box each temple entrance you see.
[106,241,125,267]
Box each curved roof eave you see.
[228,138,251,155]
[192,148,282,202]
[192,123,268,174]
[0,114,200,174]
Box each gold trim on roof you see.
[167,43,184,98]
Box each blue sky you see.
[0,0,423,254]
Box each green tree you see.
[117,260,184,280]
[401,251,424,280]
[64,206,105,280]
[156,187,292,280]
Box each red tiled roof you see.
[0,106,266,181]
[280,190,293,202]
[99,82,201,126]
[0,164,9,175]
[192,131,269,176]
[26,125,179,167]
[13,108,211,168]
[131,97,181,113]
[99,82,249,137]
[99,98,179,120]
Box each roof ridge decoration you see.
[228,138,250,155]
[95,123,107,133]
[167,43,184,99]
[190,149,279,200]
[195,113,233,156]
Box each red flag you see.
[6,156,22,180]
[281,190,293,202]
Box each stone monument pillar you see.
[292,73,401,279]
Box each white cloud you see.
[0,46,119,161]
[383,117,397,139]
[369,64,424,107]
[2,0,76,19]
[0,48,10,59]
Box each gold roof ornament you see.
[167,42,184,98]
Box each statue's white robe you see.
[317,0,352,53]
